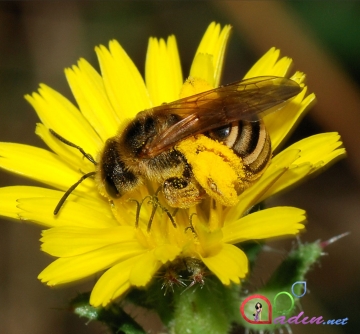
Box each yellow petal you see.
[95,40,151,123]
[39,245,144,286]
[195,222,223,256]
[243,49,315,152]
[41,226,137,256]
[17,197,114,228]
[0,142,95,193]
[25,85,101,157]
[259,133,345,199]
[288,132,344,164]
[192,22,232,87]
[226,148,301,219]
[244,47,293,79]
[90,254,144,307]
[179,76,213,98]
[129,251,162,286]
[227,134,344,219]
[0,185,109,215]
[35,123,95,172]
[146,36,183,105]
[266,88,316,151]
[65,58,119,141]
[201,244,248,285]
[260,163,314,202]
[189,53,215,87]
[153,244,182,263]
[222,207,306,244]
[0,186,56,220]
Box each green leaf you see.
[70,292,146,334]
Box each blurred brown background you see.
[0,1,359,333]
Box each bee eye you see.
[208,124,231,141]
[104,175,120,198]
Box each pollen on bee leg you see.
[176,135,246,206]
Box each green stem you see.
[171,277,241,334]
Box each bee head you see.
[99,138,140,199]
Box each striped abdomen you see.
[207,119,271,181]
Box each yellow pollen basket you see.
[176,135,246,206]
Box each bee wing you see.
[141,76,301,158]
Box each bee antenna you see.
[49,129,97,165]
[54,171,96,215]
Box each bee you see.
[52,76,301,214]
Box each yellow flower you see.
[0,22,345,307]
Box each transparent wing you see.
[140,76,301,158]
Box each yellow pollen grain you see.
[177,135,245,206]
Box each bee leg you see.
[128,199,141,228]
[128,195,153,228]
[158,204,176,228]
[163,177,205,208]
[129,193,176,230]
[151,187,176,227]
[147,199,158,232]
[146,192,176,231]
[185,213,197,235]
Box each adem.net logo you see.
[240,281,348,326]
